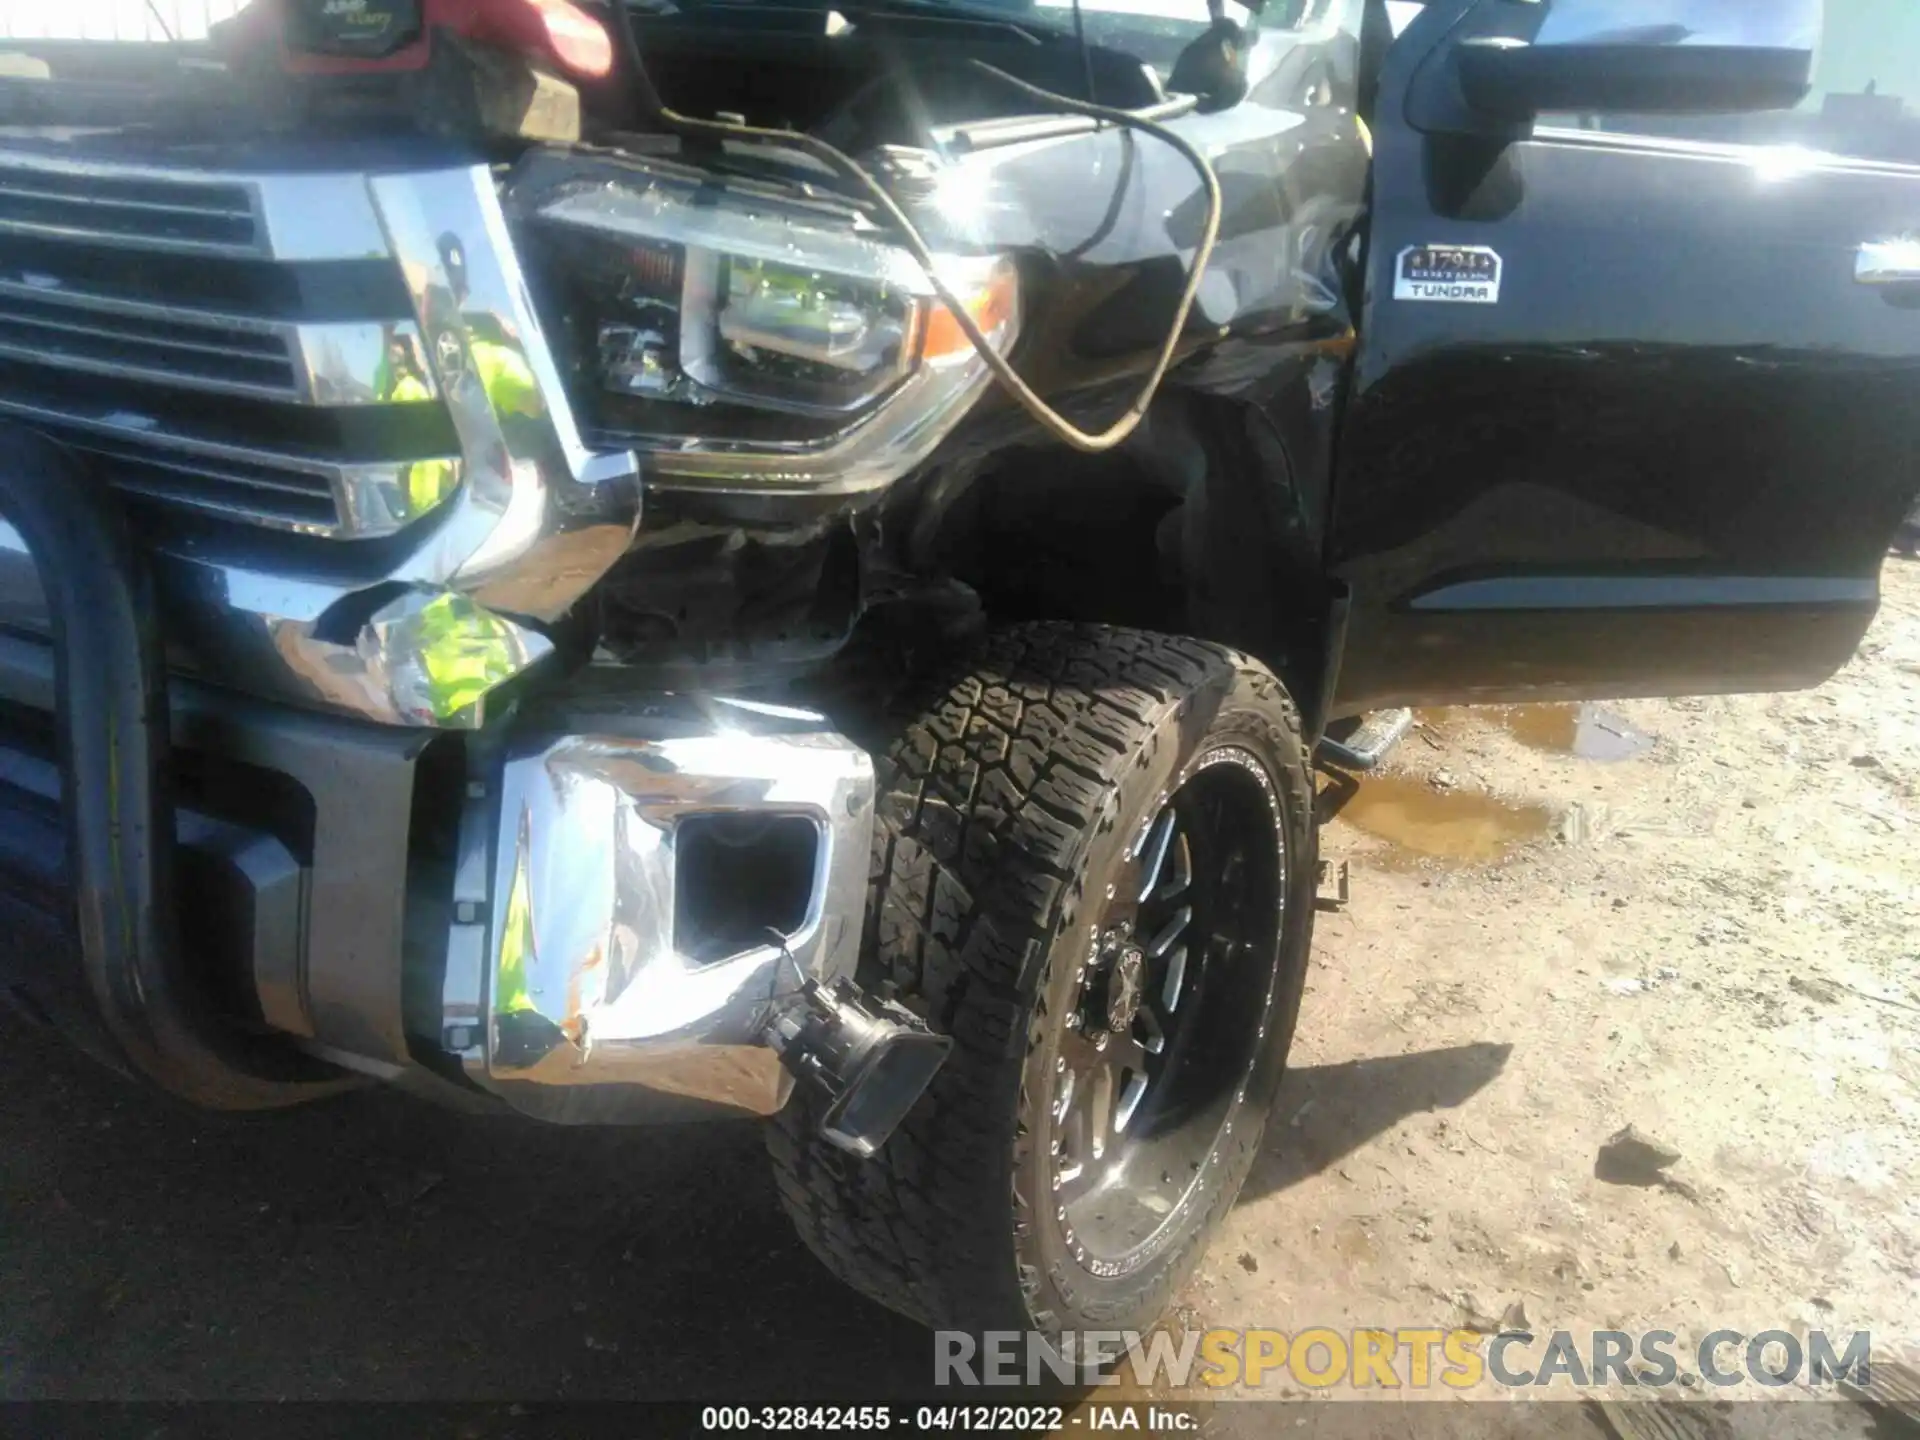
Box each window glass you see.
[1532,0,1818,49]
[1245,0,1363,110]
[1541,0,1920,165]
[1029,0,1259,79]
[0,1,245,43]
[1027,0,1343,90]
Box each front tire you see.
[769,624,1316,1342]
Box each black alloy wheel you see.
[1051,752,1286,1274]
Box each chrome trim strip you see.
[0,278,280,333]
[88,447,329,500]
[0,179,247,223]
[4,312,281,365]
[0,152,390,261]
[82,445,459,539]
[0,302,434,408]
[289,320,439,406]
[0,335,296,401]
[0,388,404,476]
[255,173,393,263]
[0,393,462,539]
[0,214,258,260]
[112,474,333,531]
[1409,574,1877,611]
[1530,126,1920,180]
[330,458,465,537]
[372,166,640,621]
[0,280,439,402]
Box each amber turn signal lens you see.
[919,263,1019,364]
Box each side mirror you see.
[1456,34,1813,119]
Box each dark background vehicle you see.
[0,0,1913,1351]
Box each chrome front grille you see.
[0,158,260,255]
[0,151,642,730]
[0,277,299,398]
[0,144,456,538]
[0,388,452,536]
[94,443,339,531]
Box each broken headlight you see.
[507,154,1018,495]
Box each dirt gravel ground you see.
[1188,554,1920,1417]
[1,563,1916,1423]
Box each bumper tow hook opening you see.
[764,971,952,1159]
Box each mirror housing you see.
[1456,35,1812,120]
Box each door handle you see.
[1856,238,1920,285]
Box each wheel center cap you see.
[1106,944,1147,1033]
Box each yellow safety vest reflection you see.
[470,337,540,419]
[408,593,522,722]
[376,367,459,517]
[400,340,540,514]
[378,336,548,720]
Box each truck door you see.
[1329,0,1920,713]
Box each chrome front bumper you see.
[440,698,876,1124]
[0,619,880,1124]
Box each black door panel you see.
[1330,1,1920,714]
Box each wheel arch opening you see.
[894,393,1339,732]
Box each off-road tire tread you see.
[767,622,1306,1332]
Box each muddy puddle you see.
[1320,702,1647,868]
[1326,773,1553,867]
[1419,702,1655,761]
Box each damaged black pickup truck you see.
[0,0,1914,1347]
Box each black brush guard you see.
[0,426,322,1106]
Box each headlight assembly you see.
[506,152,1018,495]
